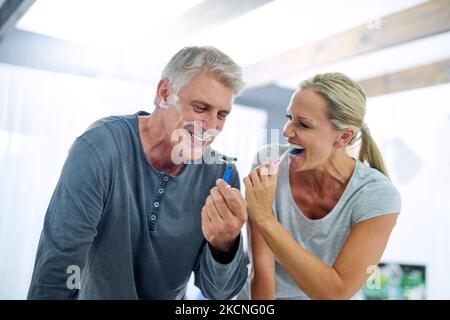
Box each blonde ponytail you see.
[358,123,389,177]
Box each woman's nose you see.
[283,121,295,138]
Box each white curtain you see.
[0,63,113,299]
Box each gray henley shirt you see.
[27,111,248,300]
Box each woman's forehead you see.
[289,89,329,119]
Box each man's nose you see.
[204,113,218,131]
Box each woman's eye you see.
[299,122,309,129]
[285,114,309,128]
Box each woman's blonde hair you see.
[300,72,389,177]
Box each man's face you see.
[160,72,234,161]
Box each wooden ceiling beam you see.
[360,58,450,97]
[244,0,450,89]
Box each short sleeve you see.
[352,181,402,224]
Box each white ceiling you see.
[16,0,204,50]
[181,0,426,66]
[14,0,443,89]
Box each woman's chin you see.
[288,154,306,171]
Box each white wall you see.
[365,83,450,299]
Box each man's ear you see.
[156,78,170,104]
[335,127,356,148]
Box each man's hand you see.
[201,179,247,259]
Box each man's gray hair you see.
[161,46,245,96]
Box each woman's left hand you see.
[243,162,279,225]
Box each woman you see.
[244,73,401,300]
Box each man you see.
[28,46,249,299]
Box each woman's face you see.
[283,88,342,172]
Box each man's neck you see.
[138,113,185,176]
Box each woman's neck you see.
[293,152,356,195]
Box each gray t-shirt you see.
[28,111,248,300]
[252,144,401,300]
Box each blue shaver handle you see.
[223,166,233,184]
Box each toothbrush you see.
[270,150,288,167]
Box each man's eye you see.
[285,114,292,120]
[218,112,228,120]
[193,104,207,112]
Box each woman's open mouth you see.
[288,143,305,158]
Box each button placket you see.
[148,175,170,231]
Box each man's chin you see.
[190,140,214,160]
[170,142,209,163]
[189,152,205,161]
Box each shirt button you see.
[154,201,159,208]
[163,176,169,182]
[158,188,164,194]
[150,214,157,221]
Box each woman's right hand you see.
[243,162,279,225]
